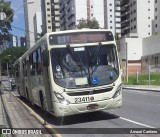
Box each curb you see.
[123,87,160,92]
[12,94,62,137]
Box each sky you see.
[10,0,25,39]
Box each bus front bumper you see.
[53,94,122,117]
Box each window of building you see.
[91,5,93,8]
[134,17,136,21]
[148,17,150,19]
[148,33,150,35]
[110,9,112,12]
[110,20,112,23]
[134,9,136,13]
[131,11,132,15]
[131,27,133,30]
[155,0,157,3]
[48,26,51,29]
[130,3,132,7]
[148,1,150,3]
[133,1,136,5]
[47,8,50,11]
[110,26,112,29]
[47,2,50,5]
[155,24,158,28]
[148,25,150,27]
[134,25,136,29]
[148,9,150,11]
[48,14,50,17]
[155,16,157,19]
[155,8,157,11]
[131,19,133,22]
[110,15,112,17]
[110,3,112,6]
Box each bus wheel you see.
[17,87,22,97]
[39,91,44,110]
[26,88,29,100]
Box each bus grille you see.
[66,87,113,96]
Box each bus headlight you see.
[113,84,122,98]
[54,92,70,105]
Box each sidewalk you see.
[123,85,160,92]
[0,94,6,128]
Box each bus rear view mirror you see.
[42,50,49,67]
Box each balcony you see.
[121,13,130,23]
[120,0,130,8]
[121,5,130,15]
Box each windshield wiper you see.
[90,42,102,74]
[52,50,65,76]
[91,42,102,63]
[66,44,87,75]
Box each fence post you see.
[148,66,150,85]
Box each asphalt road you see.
[50,89,160,137]
[15,89,159,137]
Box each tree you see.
[77,18,100,29]
[0,1,14,43]
[0,47,27,75]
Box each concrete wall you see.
[143,34,160,56]
[118,38,143,61]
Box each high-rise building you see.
[153,0,160,34]
[33,12,42,42]
[120,0,155,38]
[23,0,41,48]
[41,0,60,34]
[20,36,26,47]
[59,0,104,30]
[104,0,121,37]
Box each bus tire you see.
[17,87,22,97]
[26,88,29,100]
[39,91,44,110]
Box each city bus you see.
[13,29,122,117]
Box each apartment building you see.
[120,0,155,38]
[104,0,121,37]
[33,12,42,42]
[23,0,41,48]
[59,0,104,30]
[41,0,60,34]
[153,0,160,34]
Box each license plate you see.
[87,104,98,110]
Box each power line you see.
[11,25,39,35]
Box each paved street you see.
[48,89,160,137]
[12,89,160,137]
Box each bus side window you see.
[37,48,42,75]
[15,64,19,78]
[29,53,34,75]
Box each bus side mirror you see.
[42,50,49,67]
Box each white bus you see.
[13,29,122,117]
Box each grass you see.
[123,73,160,85]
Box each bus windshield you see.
[51,44,119,89]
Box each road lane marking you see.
[120,117,156,128]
